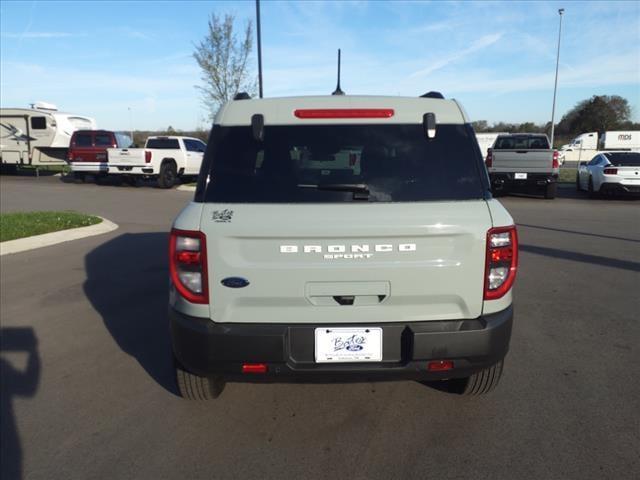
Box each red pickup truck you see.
[68,130,133,180]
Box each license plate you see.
[96,153,106,161]
[514,173,527,179]
[314,327,383,363]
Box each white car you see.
[576,151,640,197]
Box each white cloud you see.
[408,33,504,79]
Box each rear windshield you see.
[74,132,92,147]
[146,138,180,149]
[494,135,550,150]
[198,124,486,203]
[95,133,113,146]
[604,152,640,166]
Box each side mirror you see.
[252,114,264,142]
[423,112,436,139]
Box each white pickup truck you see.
[485,134,559,199]
[107,136,206,188]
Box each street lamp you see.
[550,8,564,149]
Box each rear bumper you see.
[109,164,155,175]
[70,162,108,173]
[599,181,640,195]
[170,306,513,382]
[489,172,557,192]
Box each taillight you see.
[484,226,518,300]
[349,153,357,166]
[169,229,208,304]
[145,151,152,163]
[603,168,618,175]
[68,150,75,161]
[485,148,493,167]
[552,150,559,169]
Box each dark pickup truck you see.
[485,134,559,199]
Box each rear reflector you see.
[242,363,268,374]
[294,108,394,119]
[427,360,454,372]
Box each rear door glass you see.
[494,136,550,149]
[201,124,486,203]
[146,138,180,149]
[74,132,93,147]
[94,133,113,146]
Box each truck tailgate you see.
[491,150,554,173]
[199,201,492,324]
[106,148,147,165]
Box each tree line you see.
[473,95,639,141]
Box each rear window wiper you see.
[297,183,370,200]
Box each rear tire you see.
[158,161,177,189]
[576,173,581,191]
[544,182,557,199]
[426,360,504,396]
[175,357,225,400]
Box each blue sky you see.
[1,0,639,131]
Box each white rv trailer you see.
[0,102,97,168]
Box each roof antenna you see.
[332,49,345,95]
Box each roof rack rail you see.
[234,92,251,100]
[420,91,444,99]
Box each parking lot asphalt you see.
[1,174,639,480]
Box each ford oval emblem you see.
[221,277,250,288]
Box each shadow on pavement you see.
[83,232,178,395]
[518,223,640,244]
[1,327,41,480]
[520,244,640,272]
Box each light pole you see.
[256,0,263,98]
[550,8,564,149]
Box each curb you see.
[0,217,119,256]
[177,185,196,192]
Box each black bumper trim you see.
[490,172,557,192]
[170,306,513,381]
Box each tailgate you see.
[200,201,492,324]
[491,150,553,173]
[106,148,146,165]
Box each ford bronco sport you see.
[169,93,518,399]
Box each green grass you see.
[558,167,577,184]
[0,211,102,243]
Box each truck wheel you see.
[425,360,504,396]
[158,161,177,189]
[575,173,581,191]
[544,183,557,199]
[175,358,225,400]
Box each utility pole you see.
[550,8,564,148]
[256,0,263,98]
